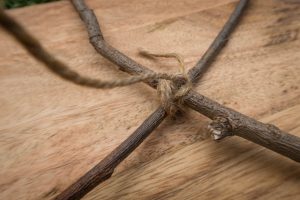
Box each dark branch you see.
[71,0,159,88]
[184,91,300,162]
[188,0,249,83]
[55,107,167,200]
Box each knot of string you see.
[139,49,192,115]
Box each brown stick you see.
[55,107,167,200]
[187,0,249,82]
[71,0,159,88]
[184,91,300,162]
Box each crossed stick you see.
[1,0,300,200]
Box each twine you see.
[0,8,191,115]
[139,49,191,115]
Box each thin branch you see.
[187,0,249,82]
[55,107,167,200]
[71,0,159,88]
[184,91,300,162]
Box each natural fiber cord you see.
[0,8,191,114]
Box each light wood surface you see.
[0,0,299,199]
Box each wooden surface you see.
[0,0,300,199]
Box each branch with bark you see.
[0,0,299,200]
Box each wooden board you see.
[0,0,299,199]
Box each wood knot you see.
[266,123,283,140]
[208,116,233,140]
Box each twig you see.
[187,0,249,82]
[1,1,299,200]
[55,107,167,200]
[184,91,300,162]
[71,0,159,88]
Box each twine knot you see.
[139,49,192,115]
[157,78,191,115]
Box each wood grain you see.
[0,0,299,199]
